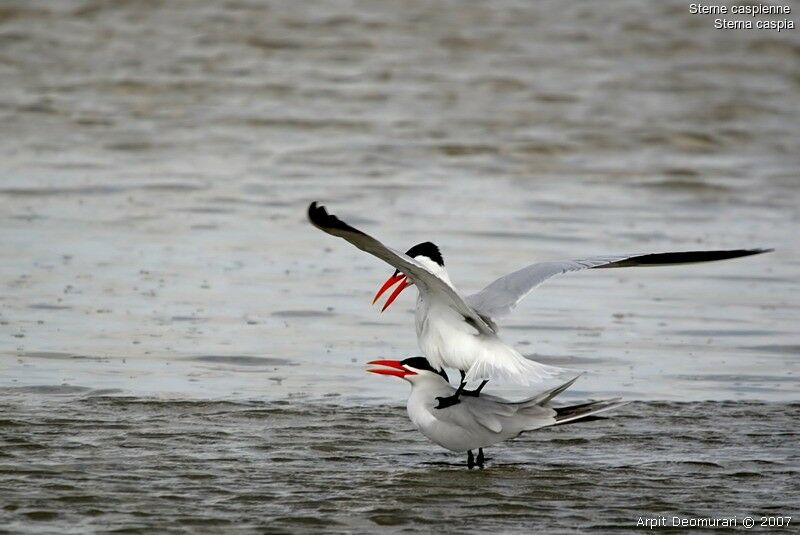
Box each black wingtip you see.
[307,201,331,228]
[723,248,774,259]
[730,248,774,258]
[307,201,367,236]
[602,248,773,268]
[307,201,321,222]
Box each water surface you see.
[1,0,798,531]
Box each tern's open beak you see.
[367,359,415,378]
[372,273,411,312]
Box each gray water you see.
[1,0,799,532]
[1,396,798,532]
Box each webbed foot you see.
[435,394,462,409]
[461,380,489,397]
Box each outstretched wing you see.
[465,249,772,321]
[308,202,495,335]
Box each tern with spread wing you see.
[368,357,626,468]
[308,201,770,407]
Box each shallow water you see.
[2,394,798,533]
[1,0,799,531]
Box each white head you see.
[367,356,449,385]
[372,242,449,311]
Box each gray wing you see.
[308,202,495,335]
[436,375,622,433]
[443,397,515,434]
[465,249,772,321]
[436,393,551,434]
[442,375,585,433]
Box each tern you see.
[308,201,770,407]
[367,357,626,468]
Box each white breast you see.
[411,265,563,385]
[415,295,483,371]
[406,384,491,452]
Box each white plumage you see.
[415,291,562,384]
[368,358,625,457]
[309,201,771,387]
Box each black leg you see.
[467,450,475,469]
[477,448,485,468]
[459,370,466,382]
[435,382,465,409]
[462,380,489,397]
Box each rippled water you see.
[2,394,798,532]
[1,0,799,531]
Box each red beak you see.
[372,273,405,304]
[381,276,411,312]
[367,359,416,378]
[372,274,411,312]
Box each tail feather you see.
[554,399,628,425]
[532,374,583,406]
[511,374,583,407]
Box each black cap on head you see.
[404,242,444,267]
[401,356,449,382]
